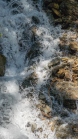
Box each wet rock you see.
[56,124,71,139]
[39,93,46,100]
[69,41,78,53]
[21,72,38,88]
[63,99,77,109]
[25,42,41,60]
[52,63,69,76]
[48,3,59,10]
[41,111,52,118]
[51,126,54,131]
[32,16,40,24]
[0,54,6,76]
[49,121,55,131]
[71,124,78,135]
[64,71,70,81]
[52,8,61,17]
[60,109,69,117]
[56,80,78,100]
[56,68,65,79]
[31,26,38,35]
[40,105,51,114]
[31,123,37,132]
[37,128,43,132]
[55,18,62,25]
[43,0,52,6]
[48,57,60,68]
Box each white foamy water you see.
[0,0,78,139]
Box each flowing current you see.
[0,0,77,139]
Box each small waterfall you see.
[0,0,78,139]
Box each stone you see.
[21,72,38,88]
[31,26,38,35]
[48,3,59,10]
[69,41,78,53]
[39,93,46,100]
[63,99,77,109]
[32,16,40,24]
[64,71,70,81]
[48,57,60,68]
[0,54,6,76]
[25,42,41,60]
[31,123,37,132]
[56,80,78,100]
[40,105,51,114]
[41,111,52,118]
[37,128,43,132]
[51,126,54,131]
[56,68,65,79]
[52,63,69,76]
[52,8,61,17]
[72,66,78,74]
[71,124,78,135]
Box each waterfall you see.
[0,0,78,139]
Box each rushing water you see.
[0,0,78,139]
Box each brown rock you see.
[57,68,65,79]
[64,71,70,81]
[52,63,69,76]
[69,41,78,53]
[51,126,54,131]
[71,124,78,134]
[72,66,78,74]
[0,54,6,76]
[56,80,78,100]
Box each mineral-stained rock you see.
[0,54,6,76]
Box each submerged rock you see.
[32,16,40,24]
[21,72,38,88]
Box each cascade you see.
[0,0,78,139]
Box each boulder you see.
[0,54,6,76]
